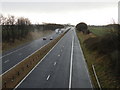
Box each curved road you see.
[1,32,59,74]
[15,28,93,89]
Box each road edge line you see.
[0,33,55,59]
[1,43,30,59]
[75,30,93,89]
[78,38,93,89]
[14,30,68,89]
[1,40,52,76]
[69,35,74,89]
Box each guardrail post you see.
[2,32,66,89]
[11,76,14,82]
[17,71,20,76]
[4,81,6,88]
[27,64,29,68]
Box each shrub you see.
[76,22,90,34]
[83,24,120,75]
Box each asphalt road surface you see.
[15,28,93,89]
[1,32,59,74]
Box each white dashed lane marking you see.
[4,60,9,63]
[54,62,57,66]
[46,75,51,81]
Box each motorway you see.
[1,32,59,74]
[15,28,93,89]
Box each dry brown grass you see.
[77,31,120,88]
[2,30,54,53]
[2,30,68,89]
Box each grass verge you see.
[76,31,120,88]
[2,30,69,89]
[2,30,54,53]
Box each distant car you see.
[59,30,62,34]
[50,37,53,40]
[55,29,59,34]
[43,37,47,40]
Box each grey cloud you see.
[2,2,116,14]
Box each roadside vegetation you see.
[89,24,118,36]
[0,14,64,52]
[76,23,120,88]
[2,30,69,88]
[2,30,54,52]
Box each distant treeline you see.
[0,15,64,43]
[89,24,119,30]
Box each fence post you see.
[27,64,29,68]
[17,71,20,76]
[4,81,6,88]
[11,76,14,82]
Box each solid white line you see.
[92,64,102,90]
[54,62,56,66]
[1,41,52,76]
[14,31,68,89]
[76,31,93,89]
[4,60,9,63]
[46,75,51,81]
[0,34,55,59]
[0,43,31,59]
[69,36,74,90]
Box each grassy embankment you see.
[2,30,69,89]
[77,25,120,88]
[89,26,112,36]
[2,30,54,53]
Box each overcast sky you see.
[1,0,119,25]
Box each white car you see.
[50,37,53,40]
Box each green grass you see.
[2,31,68,88]
[76,31,99,88]
[76,30,120,88]
[89,26,112,36]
